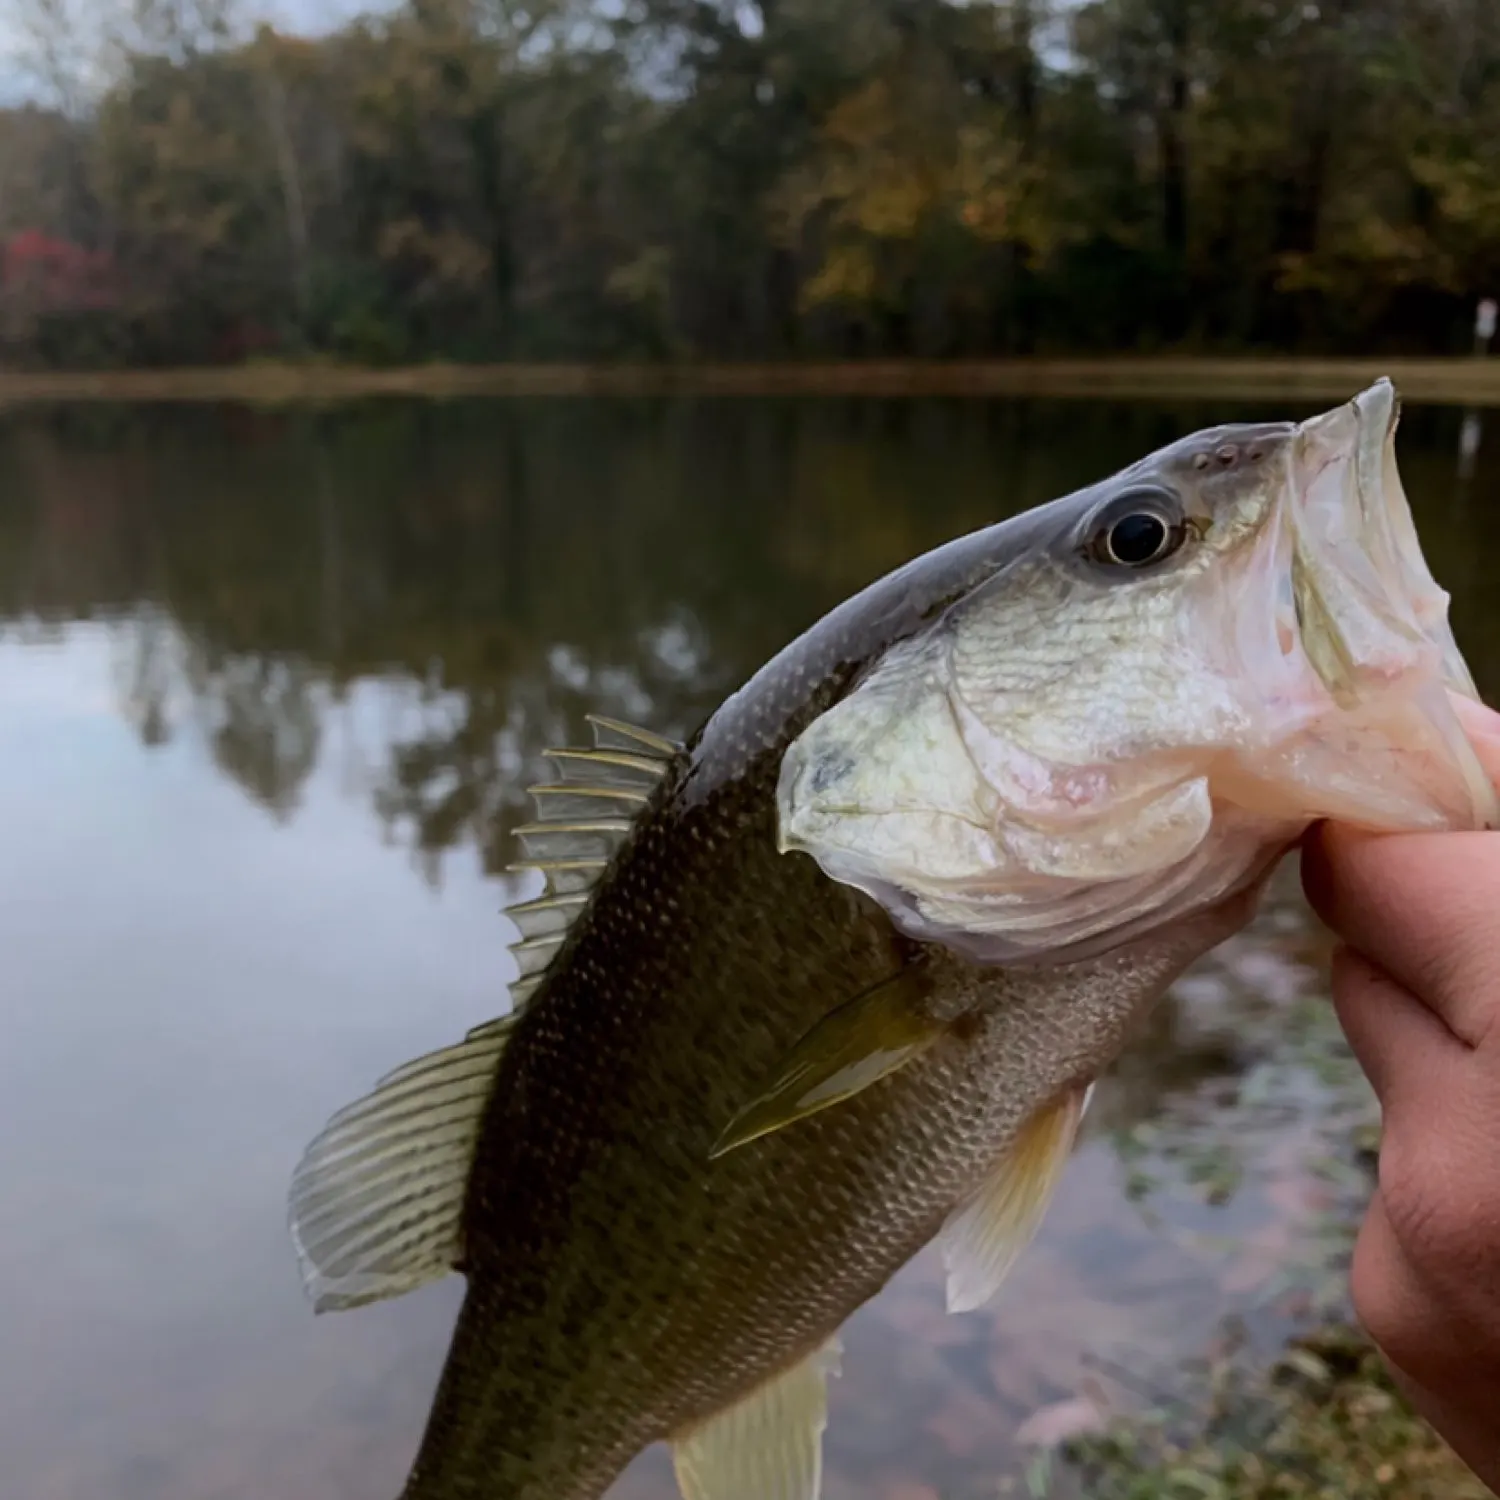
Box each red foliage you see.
[2,229,118,314]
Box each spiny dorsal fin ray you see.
[507,859,607,896]
[938,1085,1090,1315]
[502,717,680,1007]
[511,935,565,980]
[672,1337,842,1500]
[288,1017,516,1314]
[525,783,651,822]
[507,891,590,942]
[587,713,682,757]
[513,820,632,862]
[543,746,672,790]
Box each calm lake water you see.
[2,393,1496,1500]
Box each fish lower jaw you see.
[801,803,1296,971]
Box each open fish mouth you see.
[1250,378,1499,832]
[1286,379,1473,701]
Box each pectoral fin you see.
[672,1338,842,1500]
[711,968,942,1159]
[938,1085,1090,1314]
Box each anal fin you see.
[672,1338,842,1500]
[939,1085,1090,1314]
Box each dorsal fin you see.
[288,1015,517,1312]
[585,713,682,757]
[290,717,682,1314]
[503,715,681,1005]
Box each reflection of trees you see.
[8,393,1500,872]
[374,610,718,879]
[113,606,177,748]
[106,611,328,815]
[7,393,1490,1174]
[186,650,323,821]
[0,397,1015,872]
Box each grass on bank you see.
[1055,1321,1489,1500]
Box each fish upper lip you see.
[1282,380,1427,696]
[1295,381,1391,560]
[1264,380,1498,830]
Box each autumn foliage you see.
[4,0,1500,369]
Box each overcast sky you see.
[0,0,1077,109]
[0,0,386,104]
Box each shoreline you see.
[6,356,1500,407]
[1055,1317,1490,1500]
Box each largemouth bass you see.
[289,379,1496,1500]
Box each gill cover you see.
[774,615,1280,967]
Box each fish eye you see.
[1087,493,1188,569]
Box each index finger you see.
[1302,825,1500,1050]
[1301,695,1500,1052]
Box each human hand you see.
[1302,694,1500,1495]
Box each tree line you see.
[4,0,1500,369]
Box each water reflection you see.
[0,394,1493,1499]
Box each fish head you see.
[778,379,1497,966]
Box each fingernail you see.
[1449,691,1500,745]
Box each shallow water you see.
[0,394,1494,1500]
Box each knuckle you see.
[1379,1139,1467,1265]
[1374,1122,1500,1363]
[1414,856,1500,1043]
[1350,1233,1420,1368]
[1333,835,1500,1046]
[1351,1212,1465,1387]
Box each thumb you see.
[1450,692,1500,788]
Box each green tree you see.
[5,0,1500,364]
